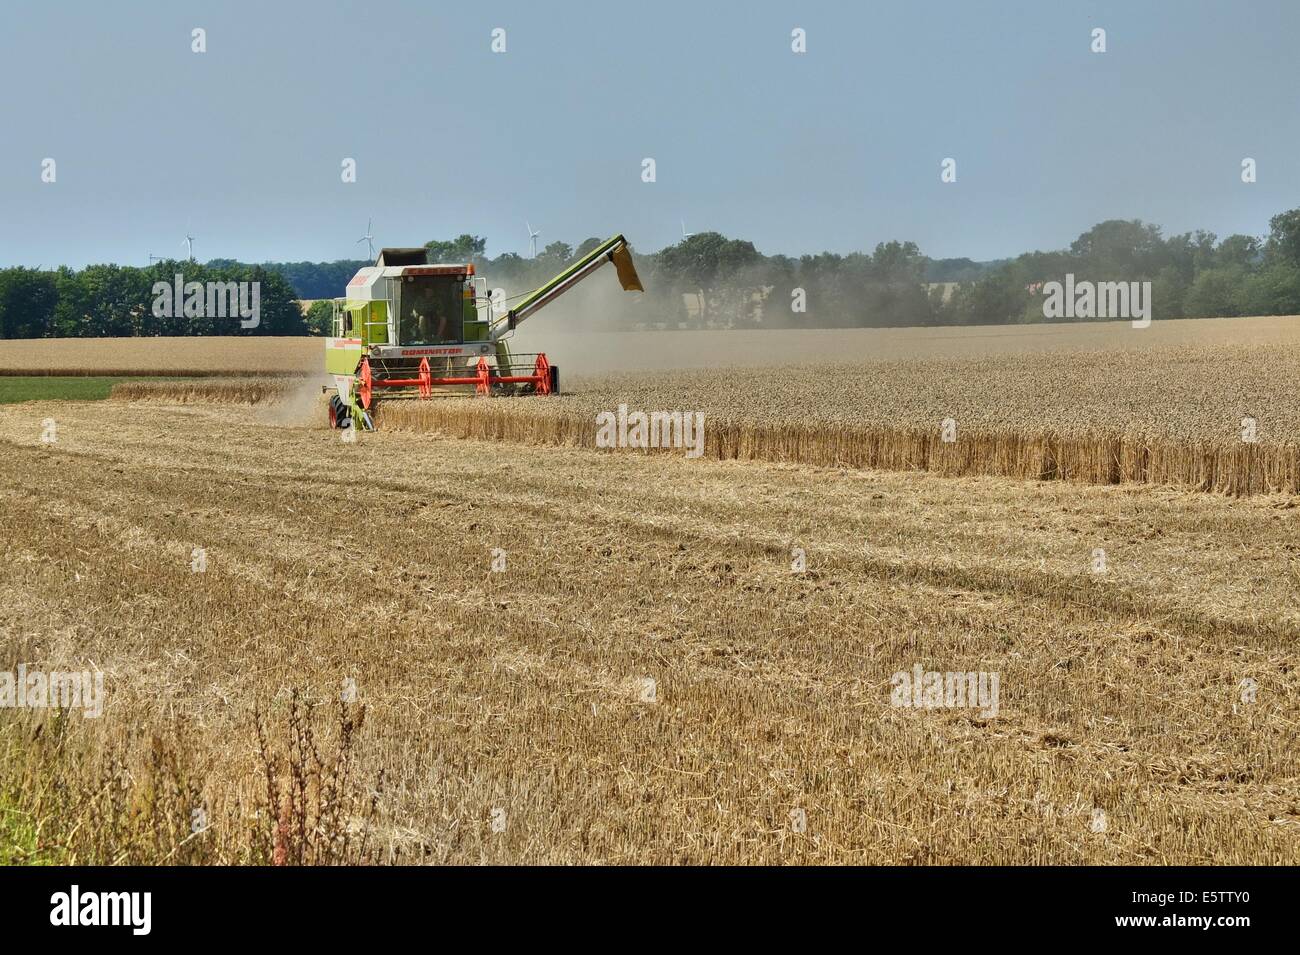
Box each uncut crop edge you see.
[380,401,1300,497]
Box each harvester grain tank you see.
[324,235,642,429]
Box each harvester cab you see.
[324,235,642,430]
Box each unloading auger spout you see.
[492,234,643,337]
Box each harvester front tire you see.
[550,365,560,395]
[327,396,340,429]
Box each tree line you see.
[0,262,305,339]
[3,208,1300,339]
[621,209,1300,329]
[937,211,1300,327]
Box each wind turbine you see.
[526,221,540,258]
[681,219,694,241]
[356,217,376,260]
[181,232,196,262]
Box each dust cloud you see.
[512,314,1300,375]
[256,374,331,427]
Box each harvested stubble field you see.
[0,396,1296,864]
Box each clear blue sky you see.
[0,0,1296,267]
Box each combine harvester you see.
[324,234,642,429]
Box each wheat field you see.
[3,322,1299,864]
[0,336,318,376]
[104,336,1300,495]
[109,377,297,404]
[7,314,1300,377]
[369,342,1300,495]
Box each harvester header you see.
[324,234,642,430]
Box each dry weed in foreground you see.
[0,694,381,865]
[254,692,381,866]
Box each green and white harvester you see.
[324,235,642,429]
